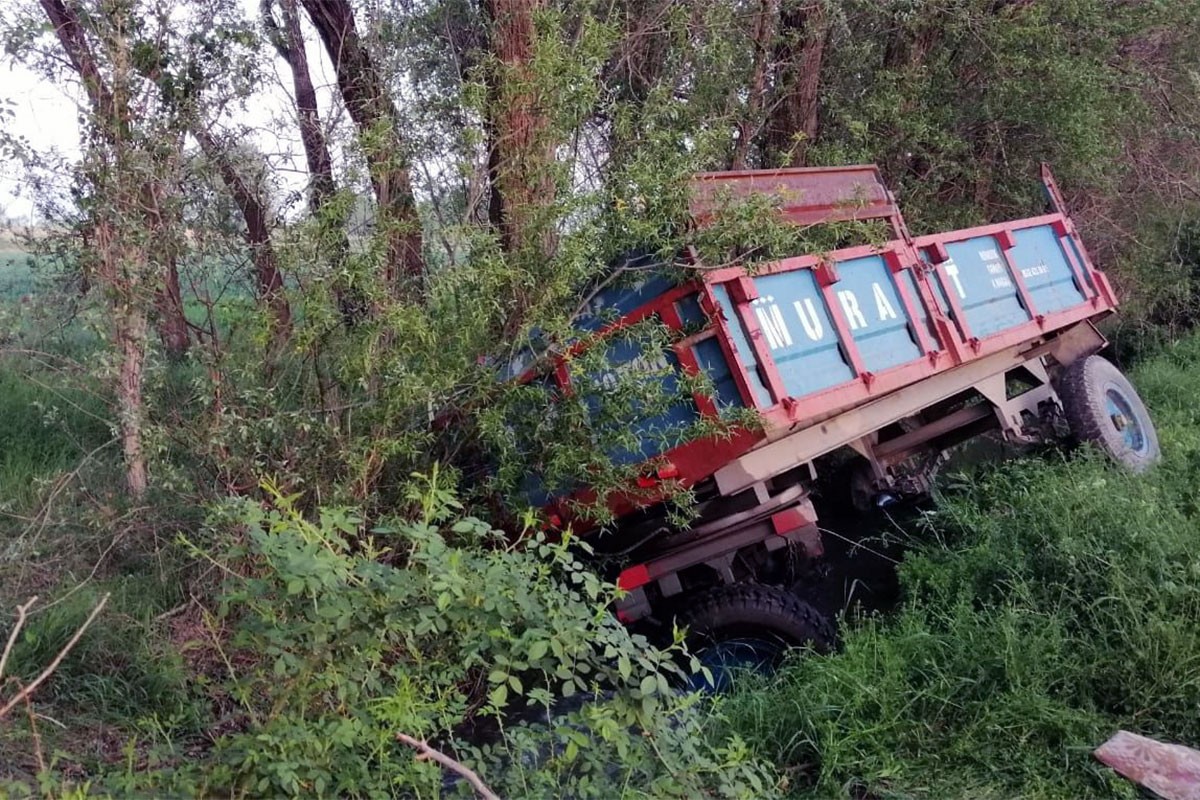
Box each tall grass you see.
[0,365,110,511]
[720,337,1200,799]
[0,251,39,300]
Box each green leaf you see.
[618,654,632,681]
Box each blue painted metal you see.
[581,335,696,466]
[829,254,921,374]
[938,235,1031,337]
[1009,225,1087,314]
[574,253,676,332]
[714,257,925,399]
[692,337,746,410]
[512,209,1111,511]
[717,272,855,401]
[896,267,939,345]
[1105,387,1148,454]
[553,222,1089,461]
[711,283,776,406]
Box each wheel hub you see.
[1104,388,1146,454]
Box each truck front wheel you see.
[677,584,834,691]
[1059,355,1160,471]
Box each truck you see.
[516,164,1159,669]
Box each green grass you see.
[0,251,41,301]
[4,237,1200,796]
[3,576,195,718]
[719,337,1200,798]
[0,364,111,512]
[0,348,203,782]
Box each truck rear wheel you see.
[678,584,833,691]
[1059,355,1160,471]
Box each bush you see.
[102,475,779,799]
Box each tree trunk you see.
[39,0,158,496]
[483,0,556,258]
[42,0,190,357]
[607,0,676,106]
[155,254,190,358]
[299,0,425,296]
[194,129,292,338]
[264,0,359,322]
[732,0,780,170]
[116,295,150,498]
[90,209,151,499]
[765,0,829,167]
[265,0,338,211]
[883,7,943,73]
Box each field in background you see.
[0,250,39,301]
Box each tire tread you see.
[679,583,835,651]
[1058,355,1159,470]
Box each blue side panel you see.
[738,270,853,398]
[675,292,706,327]
[941,236,1031,337]
[692,337,745,410]
[833,255,921,373]
[1009,225,1086,314]
[712,284,774,407]
[575,256,676,332]
[896,267,938,345]
[584,341,699,466]
[1064,235,1096,294]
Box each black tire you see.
[677,584,834,691]
[1059,355,1160,471]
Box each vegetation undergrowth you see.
[718,334,1200,799]
[13,478,774,799]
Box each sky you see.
[0,0,340,224]
[0,59,79,222]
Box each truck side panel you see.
[528,211,1115,516]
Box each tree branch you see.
[0,593,110,719]
[0,596,38,684]
[396,733,502,800]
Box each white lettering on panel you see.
[873,282,898,322]
[793,298,824,341]
[943,258,967,300]
[753,296,793,350]
[837,290,868,330]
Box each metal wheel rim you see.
[689,634,787,692]
[1104,386,1147,455]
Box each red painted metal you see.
[689,165,899,228]
[820,279,870,379]
[617,564,651,592]
[999,243,1041,328]
[701,283,761,409]
[732,293,788,403]
[770,507,809,536]
[884,248,938,357]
